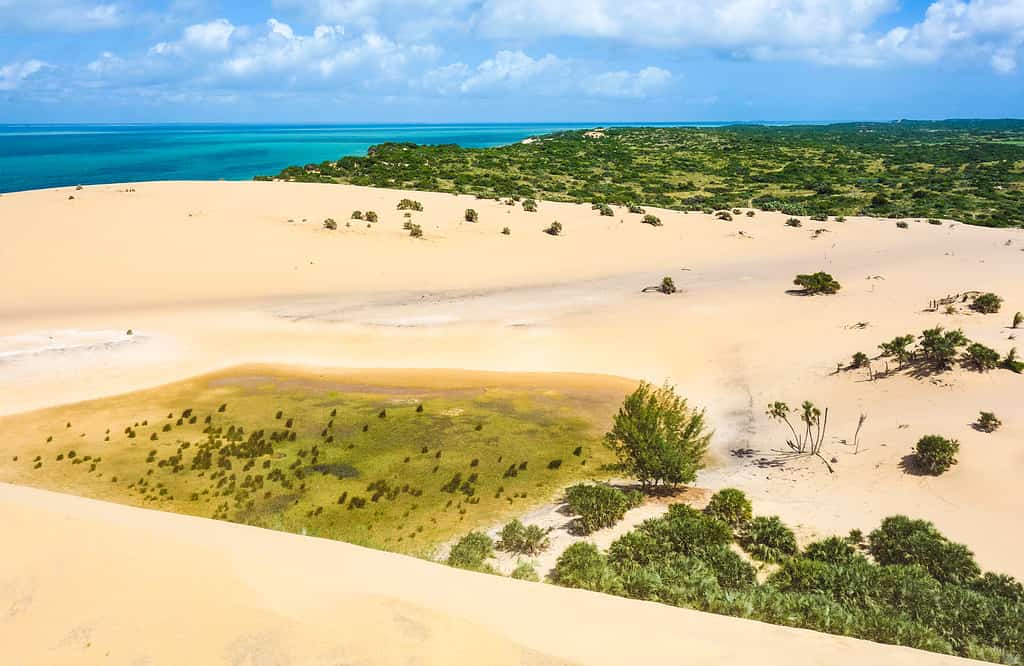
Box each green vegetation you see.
[464,208,478,222]
[914,435,960,475]
[564,482,642,535]
[971,292,1003,314]
[496,519,550,555]
[976,411,1002,433]
[703,488,752,528]
[264,122,1024,228]
[551,500,1023,663]
[0,369,622,556]
[544,221,562,236]
[397,198,423,211]
[447,531,494,572]
[323,218,337,230]
[604,382,710,491]
[792,272,841,295]
[641,214,662,226]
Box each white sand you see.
[2,180,1021,662]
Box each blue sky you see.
[1,0,1023,123]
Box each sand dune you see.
[1,180,1021,662]
[0,482,971,665]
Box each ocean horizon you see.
[0,121,830,194]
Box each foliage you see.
[918,327,969,370]
[464,208,478,222]
[551,542,622,593]
[604,382,711,490]
[267,123,1024,229]
[396,198,423,211]
[496,519,551,555]
[971,292,1003,314]
[544,221,562,236]
[704,487,752,528]
[522,198,537,212]
[878,334,915,368]
[564,482,642,534]
[1013,312,1023,329]
[323,218,337,230]
[765,400,829,457]
[914,435,960,475]
[658,277,676,294]
[510,561,540,581]
[364,211,378,223]
[803,536,859,564]
[792,271,841,295]
[963,342,1001,371]
[868,515,980,585]
[642,214,662,226]
[1003,348,1024,373]
[976,411,1002,433]
[850,351,869,369]
[740,515,798,563]
[446,531,495,572]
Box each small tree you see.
[793,272,841,295]
[501,226,511,235]
[850,352,869,369]
[766,400,829,458]
[464,208,478,222]
[878,334,915,369]
[658,277,676,294]
[976,411,1001,433]
[914,435,959,475]
[604,382,710,491]
[971,292,1002,314]
[918,327,968,370]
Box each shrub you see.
[408,223,423,238]
[976,411,1001,433]
[715,211,733,221]
[522,198,537,212]
[704,488,752,528]
[351,210,363,220]
[658,277,676,294]
[565,483,642,534]
[323,218,337,230]
[1012,311,1023,328]
[497,519,551,555]
[740,516,798,563]
[970,572,1024,603]
[464,208,478,222]
[544,221,562,236]
[642,214,662,226]
[447,531,495,572]
[746,210,755,217]
[594,203,614,216]
[962,342,1000,371]
[803,536,858,564]
[918,327,968,369]
[971,292,1002,314]
[878,334,915,368]
[850,351,869,369]
[927,218,942,225]
[1002,348,1024,373]
[896,221,909,229]
[364,211,378,223]
[501,226,511,235]
[397,198,423,211]
[785,217,802,227]
[551,542,621,593]
[510,561,540,581]
[914,435,959,475]
[793,271,841,295]
[868,515,980,585]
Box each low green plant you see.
[464,208,478,222]
[793,271,841,295]
[501,226,511,235]
[740,515,798,562]
[496,519,551,555]
[551,542,622,593]
[323,218,337,230]
[962,342,1000,371]
[397,198,423,211]
[544,221,562,236]
[447,531,495,572]
[351,210,363,220]
[510,561,540,581]
[803,536,858,564]
[659,276,676,294]
[704,488,752,528]
[642,214,662,226]
[868,515,980,585]
[785,217,802,227]
[564,483,642,534]
[364,211,378,222]
[971,292,1003,314]
[522,198,537,212]
[976,411,1002,433]
[914,435,959,475]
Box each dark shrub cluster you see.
[564,482,642,534]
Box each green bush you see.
[785,217,802,227]
[962,342,1000,371]
[976,411,1002,433]
[447,531,495,572]
[544,221,562,236]
[351,210,363,220]
[971,292,1003,314]
[496,519,550,555]
[628,203,645,214]
[642,214,662,226]
[522,198,537,212]
[740,516,798,563]
[510,561,540,582]
[464,208,478,222]
[896,220,909,229]
[704,488,752,528]
[803,536,858,564]
[914,435,959,475]
[605,382,710,490]
[793,271,841,295]
[850,351,869,369]
[868,516,980,585]
[323,218,337,230]
[918,327,968,370]
[397,198,423,211]
[364,211,378,223]
[564,483,642,534]
[658,276,676,294]
[715,211,733,221]
[501,226,511,235]
[551,542,621,593]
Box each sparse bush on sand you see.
[914,435,959,475]
[704,488,752,528]
[792,271,841,295]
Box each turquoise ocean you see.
[0,122,802,194]
[0,122,722,194]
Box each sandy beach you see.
[2,180,1021,662]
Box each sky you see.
[1,0,1023,123]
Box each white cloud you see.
[0,59,46,90]
[86,51,125,74]
[151,19,237,56]
[422,51,672,98]
[585,66,672,98]
[0,1,124,32]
